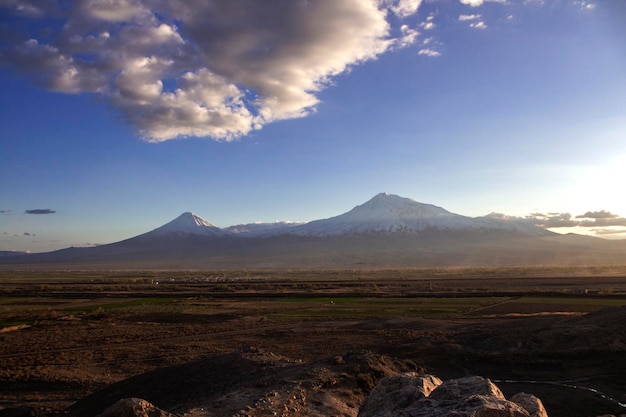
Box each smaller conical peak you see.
[149,212,222,236]
[175,212,214,228]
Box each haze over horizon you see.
[2,0,626,253]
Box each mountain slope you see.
[1,193,623,269]
[143,212,225,237]
[290,193,551,236]
[225,221,305,236]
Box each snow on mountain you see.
[146,212,224,237]
[225,221,305,237]
[476,212,552,236]
[288,193,552,236]
[141,193,552,239]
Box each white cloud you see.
[398,25,420,48]
[525,210,626,230]
[389,0,423,18]
[418,48,441,57]
[418,13,436,30]
[0,0,55,17]
[460,0,485,6]
[574,1,596,11]
[459,14,482,21]
[459,0,505,6]
[469,21,488,29]
[78,0,152,22]
[0,0,424,141]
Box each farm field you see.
[1,266,625,417]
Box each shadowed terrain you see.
[1,268,625,417]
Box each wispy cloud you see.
[24,209,56,215]
[591,228,626,236]
[397,25,420,48]
[459,13,487,29]
[418,48,441,57]
[574,1,596,11]
[469,21,488,29]
[419,14,436,30]
[417,34,442,57]
[459,14,482,21]
[0,0,424,142]
[460,0,506,6]
[0,210,11,215]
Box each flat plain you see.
[1,266,625,417]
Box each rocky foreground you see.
[3,304,625,417]
[98,372,549,417]
[67,348,621,417]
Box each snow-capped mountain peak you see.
[292,193,473,236]
[359,192,453,217]
[147,212,224,236]
[288,193,552,236]
[142,193,552,239]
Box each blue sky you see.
[1,0,626,252]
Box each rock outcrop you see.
[358,374,548,417]
[96,398,176,417]
[70,350,419,417]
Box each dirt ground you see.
[1,268,625,417]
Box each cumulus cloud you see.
[388,0,423,17]
[576,210,619,219]
[24,209,56,214]
[525,210,626,229]
[0,0,424,141]
[579,218,626,227]
[526,212,579,228]
[573,211,626,227]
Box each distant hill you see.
[1,193,625,269]
[0,251,28,257]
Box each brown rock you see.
[358,375,549,417]
[357,373,442,417]
[511,393,548,417]
[96,398,177,417]
[428,376,505,401]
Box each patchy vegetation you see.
[0,267,625,417]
